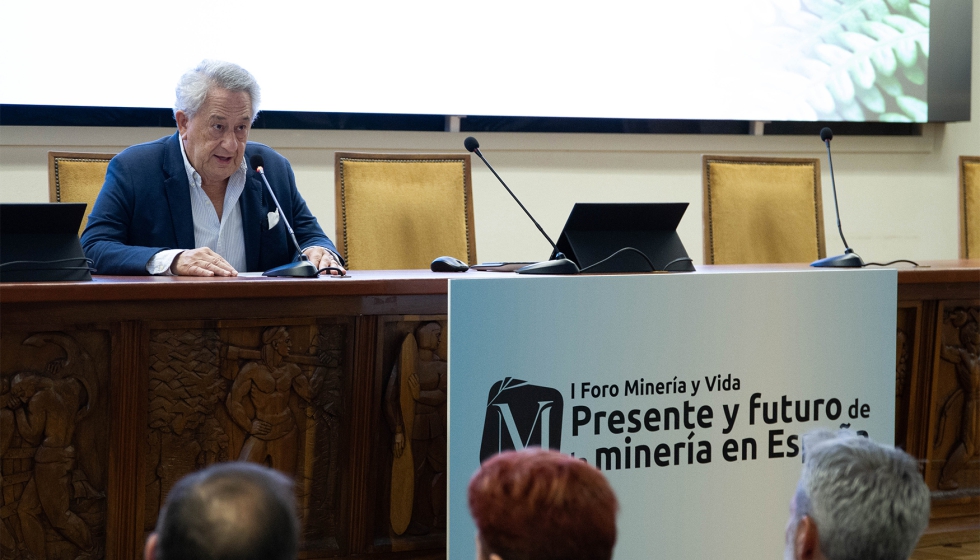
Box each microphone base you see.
[516,258,581,275]
[263,259,320,278]
[811,249,864,268]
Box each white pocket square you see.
[267,210,280,230]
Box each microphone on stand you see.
[464,137,579,274]
[811,128,864,268]
[250,155,320,277]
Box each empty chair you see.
[959,155,980,259]
[48,151,115,235]
[335,152,476,270]
[702,155,826,264]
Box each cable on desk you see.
[0,257,96,273]
[863,260,921,267]
[316,267,350,277]
[578,249,694,273]
[579,247,655,273]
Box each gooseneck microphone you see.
[822,128,850,250]
[464,137,558,251]
[464,137,579,274]
[250,155,319,277]
[811,128,864,268]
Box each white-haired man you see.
[785,429,931,560]
[82,60,344,276]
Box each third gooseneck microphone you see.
[811,128,864,268]
[821,127,850,251]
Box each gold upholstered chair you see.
[48,151,115,235]
[334,152,476,270]
[959,155,980,259]
[702,155,826,264]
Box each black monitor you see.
[0,203,93,282]
[552,202,695,273]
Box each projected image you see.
[0,0,941,124]
[764,0,930,122]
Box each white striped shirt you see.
[146,139,248,274]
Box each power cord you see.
[0,257,96,273]
[316,267,350,277]
[578,248,693,273]
[862,260,922,267]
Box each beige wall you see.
[2,10,977,265]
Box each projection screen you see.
[0,0,952,123]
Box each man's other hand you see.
[171,248,238,277]
[303,247,346,276]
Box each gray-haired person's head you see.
[788,429,930,560]
[174,60,261,122]
[151,461,298,560]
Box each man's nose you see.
[221,130,240,150]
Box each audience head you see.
[145,461,299,560]
[468,448,618,560]
[785,429,930,560]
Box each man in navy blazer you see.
[81,60,343,277]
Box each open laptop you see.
[551,202,695,273]
[0,203,93,282]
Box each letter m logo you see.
[479,378,563,463]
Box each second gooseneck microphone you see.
[251,155,320,277]
[811,128,864,268]
[464,137,579,274]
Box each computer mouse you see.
[430,256,470,272]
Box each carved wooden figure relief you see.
[144,323,348,550]
[934,306,980,491]
[383,321,448,539]
[1,331,109,560]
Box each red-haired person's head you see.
[467,448,618,560]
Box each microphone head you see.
[249,154,265,171]
[463,137,480,153]
[820,127,833,142]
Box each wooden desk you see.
[1,263,977,558]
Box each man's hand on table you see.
[303,247,347,276]
[171,248,238,277]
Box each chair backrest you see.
[48,151,115,235]
[335,152,476,270]
[960,155,980,259]
[702,155,826,265]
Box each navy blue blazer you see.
[81,133,339,275]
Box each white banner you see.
[448,269,897,559]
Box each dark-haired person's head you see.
[785,430,930,560]
[468,448,618,560]
[145,462,299,560]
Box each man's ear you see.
[144,532,158,560]
[793,515,820,560]
[175,111,189,138]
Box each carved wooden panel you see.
[143,320,352,556]
[1,330,110,560]
[367,316,448,555]
[924,302,980,520]
[1,266,975,555]
[896,303,922,452]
